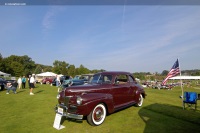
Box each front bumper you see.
[54,104,83,120]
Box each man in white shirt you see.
[30,75,35,95]
[56,75,61,92]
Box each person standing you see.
[56,75,61,92]
[29,75,35,95]
[6,81,18,94]
[22,76,26,89]
[28,75,31,89]
[17,77,22,90]
[56,75,61,86]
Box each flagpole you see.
[178,58,184,109]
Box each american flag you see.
[162,59,180,85]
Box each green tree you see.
[20,55,36,75]
[150,76,155,81]
[0,58,8,72]
[0,55,35,76]
[161,70,169,76]
[0,53,2,61]
[77,64,90,75]
[90,69,105,73]
[68,65,76,77]
[133,72,145,80]
[0,53,2,70]
[191,70,200,76]
[34,64,43,74]
[52,60,69,75]
[10,62,23,77]
[43,66,53,72]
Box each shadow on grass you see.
[17,90,26,93]
[139,103,200,133]
[34,90,44,94]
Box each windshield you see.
[90,74,112,84]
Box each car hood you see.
[64,83,111,95]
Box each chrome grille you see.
[64,96,72,106]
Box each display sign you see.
[57,107,63,115]
[53,113,65,130]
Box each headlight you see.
[76,96,82,105]
[57,94,60,99]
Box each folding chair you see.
[183,92,198,110]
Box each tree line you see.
[0,53,105,77]
[133,69,200,81]
[0,53,199,79]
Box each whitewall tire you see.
[87,103,106,126]
[135,94,143,107]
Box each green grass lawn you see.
[0,84,200,133]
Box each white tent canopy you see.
[0,71,11,77]
[35,72,57,83]
[57,74,63,78]
[170,76,200,80]
[36,72,57,77]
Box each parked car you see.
[6,79,16,83]
[35,78,43,83]
[51,78,57,86]
[59,79,85,89]
[160,84,173,90]
[152,84,160,89]
[60,75,70,84]
[71,74,93,84]
[41,77,54,84]
[55,71,146,126]
[0,78,7,91]
[79,74,93,84]
[52,76,71,86]
[73,75,81,80]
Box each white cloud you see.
[42,6,65,36]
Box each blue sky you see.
[0,5,200,73]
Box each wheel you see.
[135,94,143,107]
[87,103,106,126]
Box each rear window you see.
[115,74,128,84]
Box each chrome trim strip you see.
[66,113,83,120]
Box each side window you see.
[103,75,112,83]
[91,74,101,83]
[128,75,135,82]
[92,74,112,84]
[115,74,128,84]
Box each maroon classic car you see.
[41,77,54,84]
[55,71,146,126]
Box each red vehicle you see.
[41,77,54,84]
[55,71,146,126]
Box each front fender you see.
[80,93,114,115]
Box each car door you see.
[128,75,138,102]
[112,74,131,108]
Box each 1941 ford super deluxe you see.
[55,71,146,126]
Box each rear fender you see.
[135,90,146,103]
